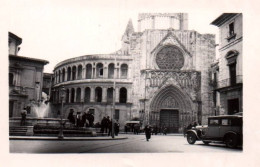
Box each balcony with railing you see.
[212,75,243,89]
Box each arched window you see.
[96,63,103,78]
[107,87,114,103]
[67,67,71,81]
[226,50,239,86]
[78,65,82,79]
[76,88,81,102]
[86,64,92,79]
[9,73,14,86]
[62,68,65,82]
[71,88,75,103]
[108,63,115,79]
[55,72,58,83]
[95,87,102,102]
[121,64,128,79]
[84,87,91,103]
[119,87,127,103]
[66,89,69,103]
[72,66,76,80]
[58,70,61,83]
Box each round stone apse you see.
[156,45,184,70]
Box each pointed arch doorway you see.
[150,85,193,133]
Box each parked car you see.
[186,115,243,148]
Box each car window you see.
[221,119,231,125]
[209,119,219,125]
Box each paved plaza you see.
[10,134,242,153]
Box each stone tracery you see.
[156,45,184,70]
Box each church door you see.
[160,109,179,133]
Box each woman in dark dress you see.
[144,125,151,141]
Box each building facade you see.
[210,13,243,115]
[53,13,215,132]
[9,32,49,118]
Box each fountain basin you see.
[9,117,66,127]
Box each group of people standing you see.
[101,116,120,136]
[67,111,94,127]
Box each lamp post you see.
[58,86,66,139]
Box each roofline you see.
[211,13,241,27]
[9,54,49,65]
[8,32,22,45]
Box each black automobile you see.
[186,115,243,148]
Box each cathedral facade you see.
[52,13,215,132]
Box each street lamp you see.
[58,86,66,139]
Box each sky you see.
[6,0,223,73]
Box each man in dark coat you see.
[114,121,120,136]
[67,110,75,125]
[87,113,94,127]
[101,117,106,133]
[107,118,112,136]
[144,125,151,141]
[81,112,87,127]
[105,116,110,133]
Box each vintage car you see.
[186,115,243,148]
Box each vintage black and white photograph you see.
[2,0,260,166]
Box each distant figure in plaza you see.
[105,116,110,133]
[187,123,192,130]
[67,110,75,125]
[20,107,27,126]
[76,112,81,127]
[193,122,198,128]
[124,124,128,134]
[154,126,158,135]
[114,120,120,136]
[108,118,112,136]
[81,112,87,127]
[134,123,140,135]
[183,125,187,137]
[86,113,94,127]
[163,127,167,135]
[144,125,151,141]
[101,117,107,133]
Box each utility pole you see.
[111,54,116,138]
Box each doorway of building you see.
[160,109,179,133]
[228,98,239,114]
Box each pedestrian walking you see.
[163,127,167,135]
[20,108,27,126]
[144,125,151,141]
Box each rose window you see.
[156,45,184,70]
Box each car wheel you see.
[202,141,210,145]
[225,134,238,148]
[187,133,196,144]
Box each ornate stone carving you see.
[161,96,179,108]
[156,45,184,70]
[148,70,201,91]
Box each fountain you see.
[31,92,51,118]
[10,92,97,137]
